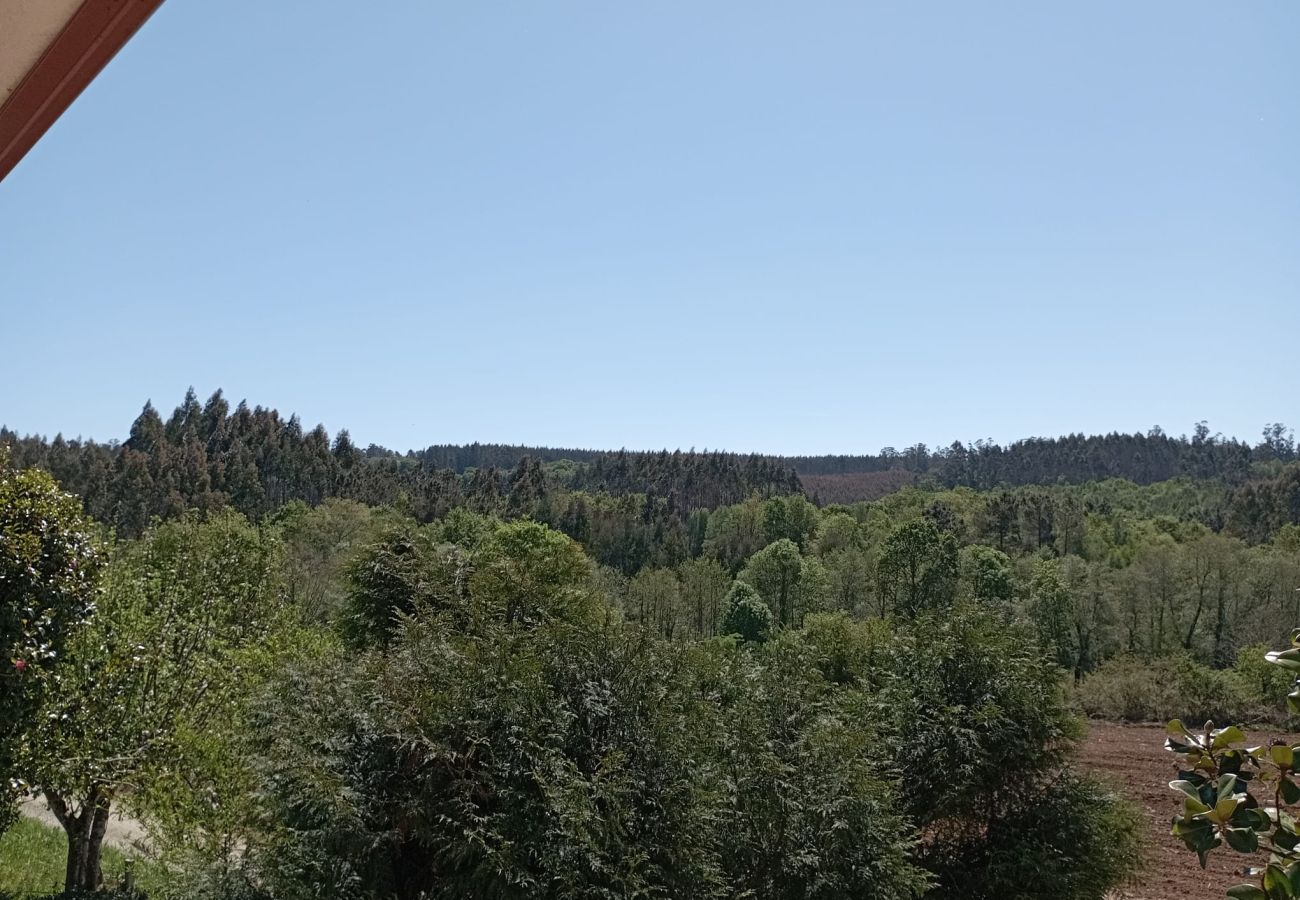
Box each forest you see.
[5,390,1300,898]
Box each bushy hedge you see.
[1075,652,1295,725]
[872,606,1142,899]
[959,773,1143,900]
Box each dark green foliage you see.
[341,519,594,649]
[0,393,802,539]
[761,495,821,549]
[957,773,1143,900]
[0,457,103,834]
[702,634,928,900]
[1227,464,1300,544]
[877,603,1140,898]
[877,521,957,617]
[238,604,927,900]
[786,425,1261,500]
[339,527,445,648]
[881,604,1081,831]
[245,610,725,898]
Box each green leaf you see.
[1214,726,1248,750]
[1227,827,1261,853]
[1276,826,1300,851]
[1197,835,1223,868]
[1283,778,1300,806]
[1274,745,1296,769]
[1266,864,1294,897]
[1220,773,1241,801]
[1234,806,1272,831]
[1213,796,1244,824]
[1227,885,1267,900]
[1267,649,1300,673]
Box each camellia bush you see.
[0,454,103,837]
[1167,628,1300,898]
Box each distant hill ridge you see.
[3,389,1295,518]
[396,426,1292,502]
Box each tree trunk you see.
[65,828,89,894]
[86,801,110,890]
[1184,583,1206,650]
[48,787,111,894]
[1212,581,1231,669]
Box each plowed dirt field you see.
[1081,721,1287,900]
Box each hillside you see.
[3,389,1296,533]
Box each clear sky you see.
[2,1,1296,455]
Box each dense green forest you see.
[5,390,1300,898]
[3,389,1299,541]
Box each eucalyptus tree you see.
[877,520,958,617]
[739,539,827,628]
[678,556,731,638]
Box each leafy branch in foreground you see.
[1166,628,1300,899]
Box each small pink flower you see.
[13,659,27,673]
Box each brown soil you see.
[1079,721,1285,900]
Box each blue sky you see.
[2,1,1296,455]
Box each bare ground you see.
[1080,721,1286,900]
[19,796,147,853]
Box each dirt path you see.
[19,796,148,853]
[1079,721,1285,900]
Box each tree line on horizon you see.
[2,388,1298,541]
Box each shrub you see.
[1077,655,1261,724]
[1233,641,1299,717]
[224,609,931,900]
[962,773,1143,900]
[1174,656,1260,724]
[242,622,728,899]
[884,603,1080,827]
[720,581,774,643]
[705,632,928,900]
[1076,656,1184,722]
[879,603,1140,898]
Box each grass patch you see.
[0,816,158,899]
